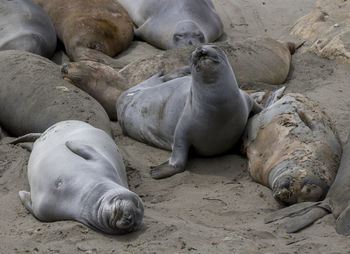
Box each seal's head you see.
[102,192,144,234]
[272,174,328,204]
[172,20,205,48]
[190,45,228,84]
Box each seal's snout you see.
[61,64,69,75]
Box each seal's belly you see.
[117,77,191,150]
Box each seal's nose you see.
[61,64,68,74]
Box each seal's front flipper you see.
[265,201,318,224]
[150,161,185,179]
[66,141,102,161]
[9,133,41,145]
[286,206,328,233]
[19,191,34,215]
[335,204,350,236]
[161,66,191,82]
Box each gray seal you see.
[117,45,262,179]
[118,0,224,49]
[265,133,350,235]
[0,0,56,58]
[16,120,144,234]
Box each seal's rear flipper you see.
[335,204,350,236]
[265,201,319,224]
[286,206,328,233]
[8,133,41,145]
[19,191,34,215]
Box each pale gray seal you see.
[15,120,144,234]
[118,0,224,49]
[33,0,133,64]
[0,0,57,58]
[117,45,262,179]
[265,132,350,235]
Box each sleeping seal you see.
[118,0,224,49]
[0,0,56,58]
[33,0,133,64]
[15,120,144,234]
[265,132,350,235]
[243,93,341,204]
[117,45,262,179]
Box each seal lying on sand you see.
[265,133,350,235]
[118,0,223,49]
[243,93,341,204]
[61,38,294,119]
[13,120,144,234]
[0,0,56,58]
[0,50,111,137]
[117,45,262,179]
[32,0,133,64]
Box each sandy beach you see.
[1,0,350,253]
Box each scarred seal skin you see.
[0,50,112,137]
[243,93,342,205]
[16,120,144,234]
[118,0,224,49]
[265,133,350,236]
[33,0,133,63]
[0,0,56,58]
[117,45,262,179]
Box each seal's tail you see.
[265,201,329,233]
[286,41,305,55]
[335,204,350,236]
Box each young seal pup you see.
[14,120,144,234]
[117,45,262,179]
[118,0,224,49]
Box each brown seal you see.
[33,0,133,64]
[243,93,341,205]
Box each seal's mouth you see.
[109,197,144,233]
[191,46,221,67]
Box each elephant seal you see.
[118,0,224,49]
[15,120,144,234]
[60,38,294,119]
[117,45,262,179]
[0,0,56,58]
[265,132,350,236]
[243,93,341,204]
[61,61,129,121]
[32,0,133,64]
[0,50,111,137]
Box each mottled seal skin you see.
[265,133,350,236]
[33,0,133,64]
[0,0,56,58]
[243,93,341,205]
[117,45,262,179]
[118,0,223,49]
[0,50,112,137]
[16,120,144,234]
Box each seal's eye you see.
[174,34,184,41]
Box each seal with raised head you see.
[32,0,133,64]
[15,120,144,234]
[265,132,350,236]
[117,45,262,179]
[0,0,56,58]
[118,0,224,49]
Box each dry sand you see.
[1,0,350,253]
